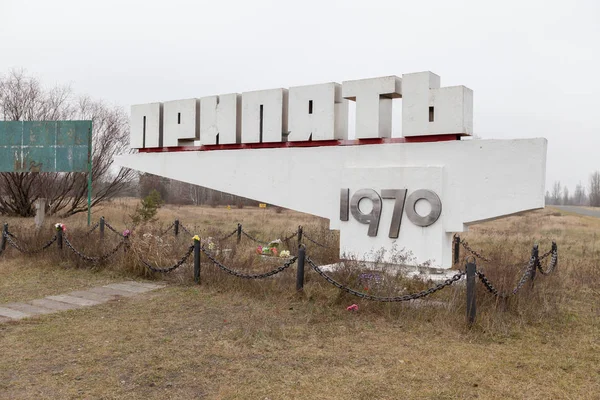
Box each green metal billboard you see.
[0,121,92,173]
[0,120,93,225]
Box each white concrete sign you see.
[117,71,546,268]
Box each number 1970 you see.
[340,188,442,238]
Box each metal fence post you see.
[237,224,242,244]
[1,223,8,252]
[453,235,460,265]
[100,217,105,239]
[297,226,303,248]
[530,244,539,287]
[466,259,477,326]
[194,239,201,284]
[174,220,180,237]
[57,228,63,251]
[123,235,129,254]
[296,245,306,291]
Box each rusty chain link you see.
[240,229,269,245]
[281,231,298,242]
[306,257,465,302]
[159,222,175,236]
[86,221,101,235]
[219,228,239,241]
[302,232,331,248]
[64,236,125,263]
[138,245,194,273]
[537,243,558,275]
[179,224,193,237]
[476,255,536,298]
[459,239,491,262]
[104,221,126,237]
[202,247,298,279]
[5,233,58,255]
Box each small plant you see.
[130,189,164,224]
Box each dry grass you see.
[1,203,599,399]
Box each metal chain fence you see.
[63,237,125,263]
[302,232,331,248]
[5,234,58,255]
[475,257,536,298]
[202,247,298,279]
[179,224,193,237]
[138,245,195,273]
[537,246,558,275]
[459,239,492,262]
[104,221,125,237]
[86,221,101,235]
[306,257,465,302]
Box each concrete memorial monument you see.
[116,71,546,268]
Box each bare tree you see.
[550,181,562,205]
[573,182,587,206]
[562,186,570,206]
[589,171,600,207]
[0,69,135,217]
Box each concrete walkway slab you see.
[46,295,102,307]
[30,298,83,311]
[104,283,153,293]
[87,286,138,298]
[1,280,166,323]
[123,281,166,290]
[0,307,31,320]
[68,290,117,303]
[4,302,56,315]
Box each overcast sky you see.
[1,0,598,192]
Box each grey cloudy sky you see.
[1,0,598,192]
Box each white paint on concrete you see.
[199,94,241,145]
[163,98,199,147]
[342,76,402,139]
[241,88,288,143]
[402,71,473,137]
[129,72,473,148]
[288,83,348,141]
[115,138,547,267]
[130,103,163,148]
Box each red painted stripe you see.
[138,134,461,153]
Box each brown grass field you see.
[1,199,599,399]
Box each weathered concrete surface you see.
[68,290,117,303]
[104,283,154,293]
[29,298,83,311]
[123,281,166,290]
[0,307,31,320]
[1,281,166,323]
[4,302,56,315]
[46,295,102,307]
[87,286,138,298]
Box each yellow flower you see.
[192,235,200,241]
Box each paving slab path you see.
[0,281,166,323]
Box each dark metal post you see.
[237,224,242,244]
[100,217,105,239]
[123,235,129,254]
[57,228,63,250]
[466,260,477,326]
[194,239,201,284]
[530,244,539,287]
[297,225,303,248]
[296,245,306,291]
[453,235,460,265]
[1,223,8,252]
[174,220,180,237]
